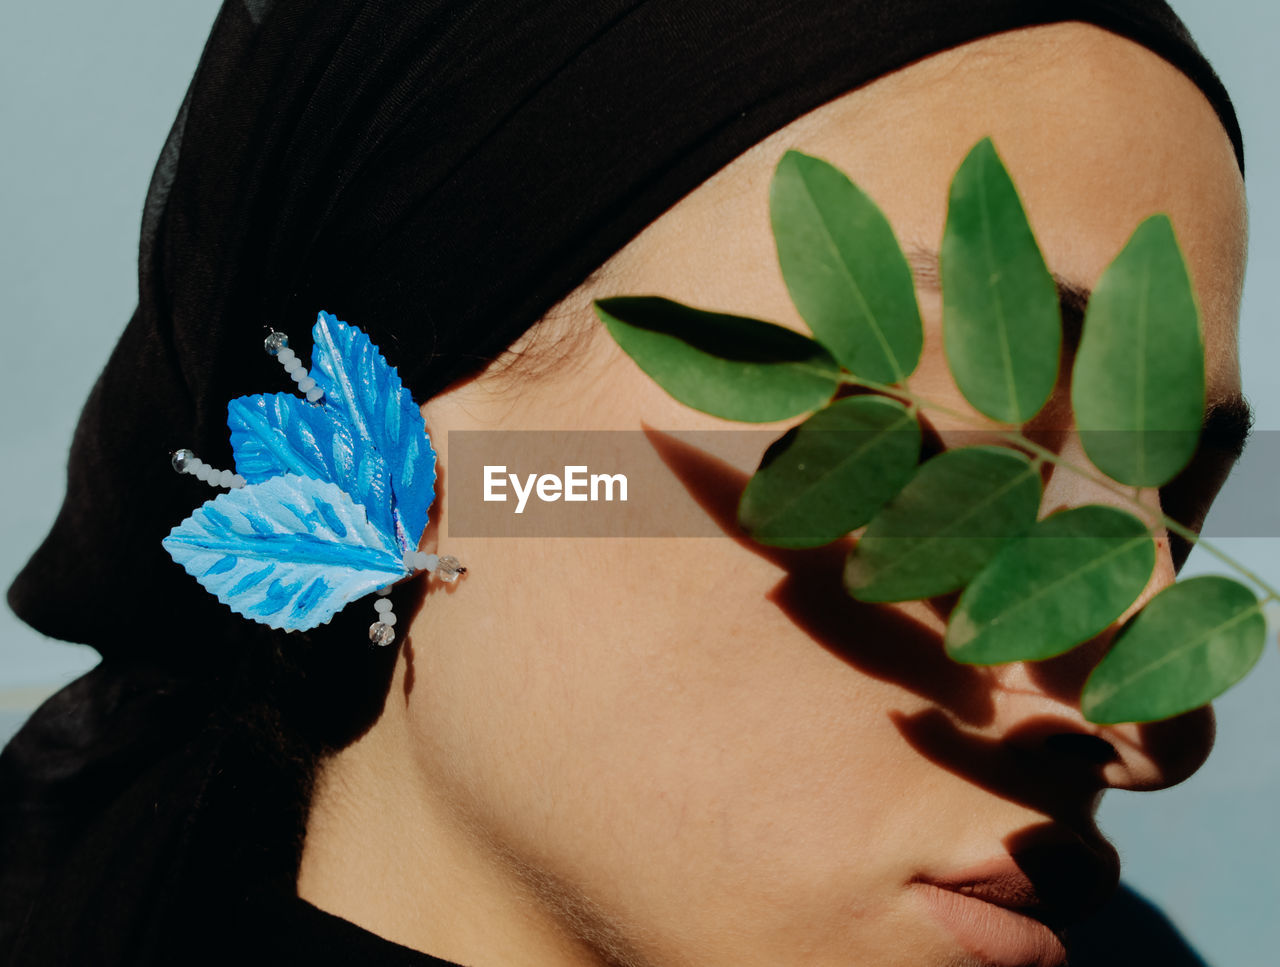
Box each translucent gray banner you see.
[444,429,1278,539]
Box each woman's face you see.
[318,22,1248,967]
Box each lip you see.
[912,880,1066,967]
[912,832,1120,967]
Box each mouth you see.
[911,881,1067,967]
[911,829,1120,967]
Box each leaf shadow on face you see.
[639,424,1216,961]
[641,423,996,726]
[640,422,1132,788]
[640,421,1215,789]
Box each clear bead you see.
[171,448,195,473]
[368,622,396,647]
[435,555,466,583]
[263,331,289,355]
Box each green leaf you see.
[1082,575,1266,724]
[945,505,1155,665]
[770,150,923,383]
[843,445,1042,602]
[1071,215,1205,487]
[738,395,921,548]
[593,296,840,422]
[941,137,1062,424]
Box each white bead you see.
[231,474,246,489]
[306,388,324,402]
[374,598,392,614]
[376,585,393,596]
[435,555,465,583]
[218,469,236,488]
[276,347,296,364]
[381,611,397,627]
[297,376,316,392]
[195,464,212,482]
[286,359,306,374]
[418,552,438,572]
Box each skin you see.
[298,22,1248,967]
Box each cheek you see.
[404,536,956,940]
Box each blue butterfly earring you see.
[162,310,464,647]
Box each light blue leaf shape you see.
[162,474,408,631]
[310,311,436,550]
[227,392,399,547]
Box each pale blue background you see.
[1,3,1276,964]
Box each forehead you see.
[770,21,1247,398]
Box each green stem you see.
[841,374,1280,604]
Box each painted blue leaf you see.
[310,311,436,550]
[162,474,407,631]
[227,392,399,547]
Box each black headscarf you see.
[2,2,1244,964]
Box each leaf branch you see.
[839,371,1280,604]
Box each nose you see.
[986,432,1216,793]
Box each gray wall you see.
[2,3,1275,964]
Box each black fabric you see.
[1,2,1244,964]
[237,890,466,966]
[241,881,1214,967]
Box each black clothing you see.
[2,2,1244,964]
[244,883,1215,967]
[242,890,466,966]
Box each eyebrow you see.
[903,245,1256,461]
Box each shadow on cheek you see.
[642,424,996,727]
[889,706,1115,818]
